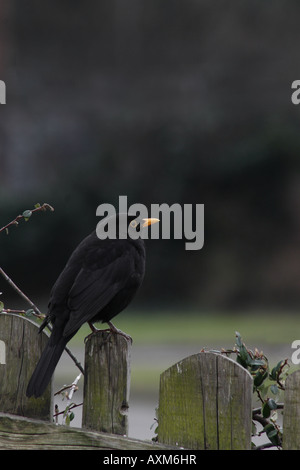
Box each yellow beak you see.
[142,218,160,228]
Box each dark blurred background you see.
[1,0,300,312]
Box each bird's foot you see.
[84,322,132,344]
[84,322,101,343]
[107,321,133,344]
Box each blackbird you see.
[26,213,159,398]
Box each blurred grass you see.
[65,310,300,395]
[72,309,300,347]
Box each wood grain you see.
[0,313,52,421]
[157,351,252,449]
[0,412,179,450]
[82,330,131,435]
[283,369,300,450]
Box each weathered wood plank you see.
[216,353,252,449]
[0,413,180,450]
[82,330,131,435]
[283,369,300,450]
[157,352,252,450]
[0,313,52,421]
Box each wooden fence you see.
[0,312,299,450]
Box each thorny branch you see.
[205,332,289,450]
[54,373,82,400]
[0,204,84,375]
[0,266,44,319]
[0,202,54,235]
[53,402,83,419]
[53,374,83,424]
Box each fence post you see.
[82,330,131,436]
[282,369,300,450]
[157,351,252,450]
[0,313,52,421]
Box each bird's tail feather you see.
[26,337,67,398]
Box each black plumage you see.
[26,213,158,398]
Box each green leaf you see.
[235,331,243,348]
[22,210,32,221]
[254,369,268,388]
[263,423,274,434]
[239,345,253,368]
[34,203,41,208]
[270,361,283,381]
[270,384,279,395]
[249,359,265,367]
[22,210,32,218]
[264,423,281,446]
[0,301,4,312]
[268,398,277,410]
[262,401,271,418]
[262,399,277,419]
[250,358,266,373]
[25,309,35,317]
[69,412,75,422]
[236,354,248,369]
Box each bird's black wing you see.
[62,251,133,337]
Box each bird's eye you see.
[130,220,138,228]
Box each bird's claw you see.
[107,321,133,344]
[84,323,100,343]
[84,322,132,344]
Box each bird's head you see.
[97,213,159,240]
[126,214,160,239]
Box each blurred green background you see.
[1,0,300,439]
